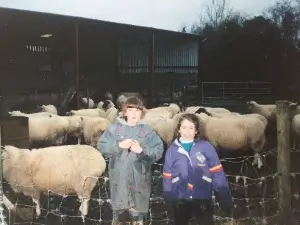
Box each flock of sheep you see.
[2,92,300,222]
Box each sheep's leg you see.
[252,153,263,169]
[78,197,89,222]
[32,198,41,218]
[77,137,82,145]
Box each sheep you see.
[198,110,267,126]
[26,116,70,146]
[97,100,115,111]
[39,104,58,115]
[144,109,173,120]
[60,115,85,144]
[147,103,180,118]
[105,106,119,123]
[67,108,106,117]
[197,113,267,169]
[141,117,176,146]
[185,106,231,114]
[246,101,277,122]
[80,97,95,109]
[81,117,111,147]
[2,144,106,220]
[195,107,231,114]
[9,111,56,117]
[116,94,128,110]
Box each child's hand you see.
[130,140,143,154]
[119,139,133,149]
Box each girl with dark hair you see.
[163,113,233,225]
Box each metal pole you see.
[75,19,80,109]
[0,94,6,225]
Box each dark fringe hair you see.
[122,96,146,118]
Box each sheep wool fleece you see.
[97,117,164,213]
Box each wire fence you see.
[1,146,297,225]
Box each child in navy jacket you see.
[163,113,233,225]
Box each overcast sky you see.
[0,0,278,31]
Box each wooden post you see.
[276,100,291,224]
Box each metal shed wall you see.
[117,34,199,75]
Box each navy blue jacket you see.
[163,139,233,211]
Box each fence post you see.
[0,95,7,225]
[276,100,292,224]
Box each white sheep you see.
[185,106,231,114]
[105,107,119,123]
[60,115,85,144]
[82,117,111,147]
[81,97,95,108]
[141,117,176,146]
[97,100,115,111]
[27,116,69,146]
[202,111,267,126]
[147,103,180,118]
[246,101,277,122]
[9,111,56,117]
[39,104,58,115]
[2,145,106,220]
[144,109,173,120]
[67,108,106,117]
[197,113,267,169]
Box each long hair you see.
[175,113,202,140]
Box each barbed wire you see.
[1,145,294,225]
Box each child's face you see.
[125,107,142,124]
[179,119,197,140]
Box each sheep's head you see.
[102,100,115,111]
[8,110,23,116]
[66,111,74,116]
[246,100,257,111]
[169,103,181,115]
[195,107,211,116]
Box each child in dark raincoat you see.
[98,96,164,225]
[163,113,233,225]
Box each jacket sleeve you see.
[206,143,234,213]
[162,147,175,201]
[97,124,122,158]
[137,129,164,164]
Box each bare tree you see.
[191,0,236,34]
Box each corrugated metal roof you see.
[0,7,199,39]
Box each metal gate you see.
[201,81,273,106]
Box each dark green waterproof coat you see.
[97,117,164,213]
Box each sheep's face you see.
[169,103,181,114]
[246,101,256,110]
[9,111,22,116]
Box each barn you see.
[0,7,200,113]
